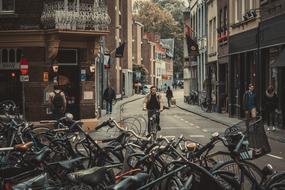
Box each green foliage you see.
[133,0,186,78]
[133,0,179,37]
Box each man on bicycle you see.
[143,86,163,134]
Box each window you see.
[245,0,250,12]
[57,49,78,65]
[0,48,22,70]
[0,0,15,12]
[213,17,216,52]
[224,6,228,34]
[235,0,243,22]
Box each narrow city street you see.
[120,89,285,171]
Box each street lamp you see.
[52,61,59,85]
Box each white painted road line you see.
[195,126,200,129]
[190,135,205,138]
[190,123,194,126]
[267,154,283,160]
[165,127,194,129]
[185,121,189,123]
[202,129,208,133]
[180,118,184,121]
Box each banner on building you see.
[186,34,199,57]
[115,42,126,58]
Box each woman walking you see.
[265,86,278,131]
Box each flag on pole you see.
[186,34,199,57]
[115,42,126,58]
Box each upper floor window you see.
[0,0,15,12]
[0,48,22,70]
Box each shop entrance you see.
[0,70,23,111]
[58,65,80,120]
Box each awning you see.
[273,49,285,67]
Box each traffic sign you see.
[20,75,29,82]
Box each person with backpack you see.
[49,85,67,120]
[166,86,173,108]
[143,86,163,133]
[103,86,116,114]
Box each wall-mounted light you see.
[52,61,59,73]
[89,64,96,73]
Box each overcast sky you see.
[132,0,189,7]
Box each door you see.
[0,70,22,111]
[58,65,80,119]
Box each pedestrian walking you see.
[103,86,116,114]
[243,84,257,120]
[49,85,67,120]
[166,86,173,108]
[265,86,278,131]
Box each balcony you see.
[41,1,111,31]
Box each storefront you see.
[229,28,258,118]
[260,14,285,128]
[0,32,106,121]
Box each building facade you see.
[207,0,218,110]
[142,33,156,85]
[160,39,174,89]
[217,0,229,113]
[106,0,133,98]
[259,0,285,128]
[184,0,207,98]
[0,0,110,121]
[228,0,260,118]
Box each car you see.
[142,85,152,95]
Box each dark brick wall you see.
[261,0,285,21]
[0,0,43,30]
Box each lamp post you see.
[52,61,59,85]
[99,36,105,116]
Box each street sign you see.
[20,75,29,82]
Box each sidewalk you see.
[174,90,285,143]
[35,94,144,132]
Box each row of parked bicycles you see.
[0,100,284,190]
[184,90,213,112]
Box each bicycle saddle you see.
[111,173,149,190]
[14,141,33,152]
[47,157,86,170]
[67,166,115,186]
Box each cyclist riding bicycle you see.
[143,86,163,134]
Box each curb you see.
[176,104,234,127]
[177,103,285,144]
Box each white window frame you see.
[0,0,15,13]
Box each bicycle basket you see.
[224,117,271,160]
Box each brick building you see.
[0,0,110,120]
[106,0,133,98]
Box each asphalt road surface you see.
[120,95,285,171]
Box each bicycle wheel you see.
[265,172,285,190]
[212,160,263,190]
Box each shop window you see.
[0,0,15,12]
[16,49,22,62]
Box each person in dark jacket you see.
[243,84,257,120]
[166,86,173,108]
[103,86,116,114]
[265,86,278,131]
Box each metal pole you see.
[99,36,104,112]
[22,82,25,118]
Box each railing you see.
[41,0,111,31]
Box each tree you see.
[133,0,179,37]
[152,0,186,80]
